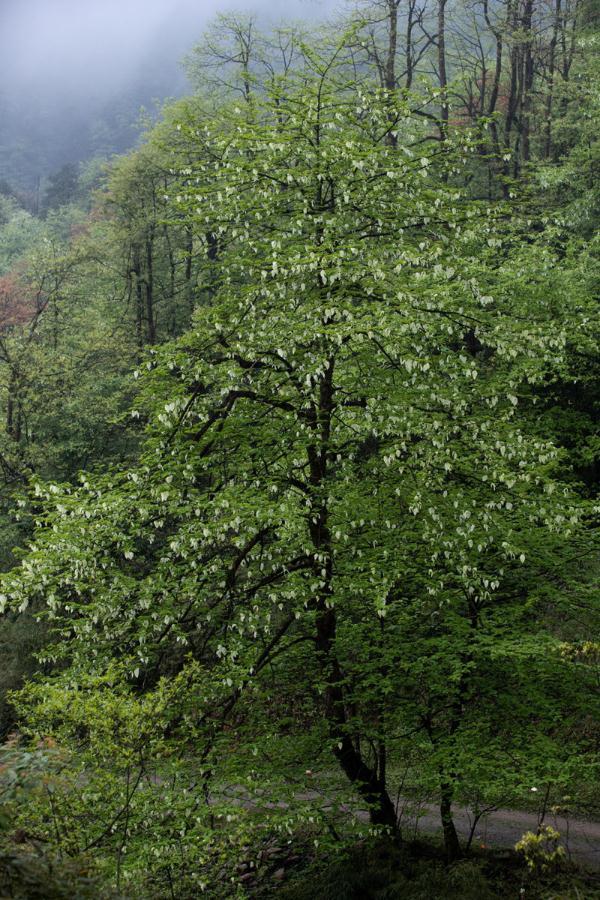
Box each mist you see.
[0,0,340,192]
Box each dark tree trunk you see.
[405,1,414,89]
[520,0,535,163]
[305,152,398,834]
[386,0,398,91]
[309,362,398,834]
[438,0,449,140]
[145,234,156,345]
[483,0,504,154]
[440,779,462,862]
[544,0,561,158]
[384,0,399,147]
[315,601,398,830]
[206,231,219,263]
[185,226,194,313]
[132,244,144,350]
[503,0,520,194]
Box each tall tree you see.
[2,44,595,885]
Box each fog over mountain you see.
[0,0,339,194]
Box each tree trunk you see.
[520,0,535,163]
[544,0,561,158]
[132,244,144,350]
[384,0,399,147]
[440,779,462,862]
[185,226,194,313]
[315,607,398,829]
[386,0,398,91]
[483,0,504,157]
[145,233,156,345]
[438,0,449,140]
[405,0,415,89]
[6,369,21,443]
[309,362,398,833]
[502,0,520,194]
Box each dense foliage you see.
[0,2,598,897]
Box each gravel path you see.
[396,801,600,870]
[225,786,600,870]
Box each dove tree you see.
[1,44,593,882]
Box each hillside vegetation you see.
[0,2,598,897]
